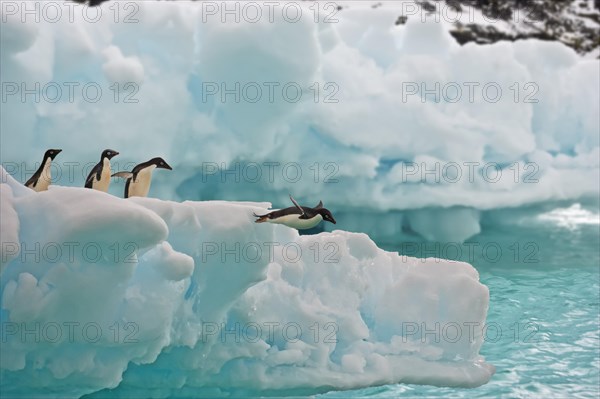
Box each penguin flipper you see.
[289,195,305,216]
[112,171,134,179]
[85,163,102,188]
[84,175,94,188]
[315,200,323,209]
[24,176,37,188]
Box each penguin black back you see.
[24,149,62,190]
[112,157,172,198]
[130,157,172,180]
[84,149,119,189]
[253,196,336,226]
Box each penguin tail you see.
[253,212,269,223]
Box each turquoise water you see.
[321,209,600,399]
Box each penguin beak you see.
[331,217,337,224]
[51,149,62,159]
[162,162,173,170]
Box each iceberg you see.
[1,1,598,245]
[0,166,494,397]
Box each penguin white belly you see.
[128,166,155,198]
[270,214,323,230]
[30,158,52,192]
[92,158,111,192]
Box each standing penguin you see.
[253,195,336,230]
[85,149,119,192]
[112,157,172,198]
[24,149,62,192]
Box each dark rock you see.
[396,16,409,25]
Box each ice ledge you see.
[0,167,494,398]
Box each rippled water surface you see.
[321,209,600,399]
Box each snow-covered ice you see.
[1,1,598,244]
[0,166,493,397]
[0,0,597,396]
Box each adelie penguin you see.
[112,157,172,198]
[85,149,119,192]
[253,195,336,230]
[24,149,62,192]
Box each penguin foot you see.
[253,212,269,223]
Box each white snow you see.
[102,45,145,85]
[1,1,597,225]
[0,166,493,397]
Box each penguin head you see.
[44,149,62,160]
[150,157,172,170]
[102,149,119,160]
[318,208,336,224]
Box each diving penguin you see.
[85,149,119,192]
[112,157,172,198]
[253,195,336,230]
[24,149,62,192]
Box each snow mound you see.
[0,167,493,397]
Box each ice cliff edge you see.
[0,166,494,398]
